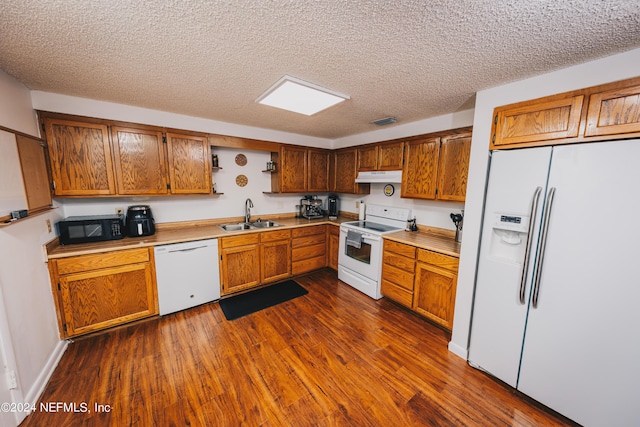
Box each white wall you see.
[0,71,65,425]
[449,46,640,359]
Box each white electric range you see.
[338,204,411,299]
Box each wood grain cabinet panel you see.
[356,146,378,171]
[166,132,212,194]
[111,127,168,195]
[381,240,416,309]
[377,142,404,170]
[260,230,291,284]
[401,137,440,199]
[15,135,52,211]
[585,83,640,137]
[437,132,472,202]
[332,149,370,195]
[413,249,459,331]
[49,248,157,338]
[307,148,330,192]
[327,225,340,271]
[279,145,308,193]
[220,235,261,295]
[291,225,326,275]
[491,95,584,148]
[43,118,116,196]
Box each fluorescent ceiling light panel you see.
[256,75,350,116]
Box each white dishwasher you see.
[154,238,220,315]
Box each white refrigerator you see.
[468,139,640,427]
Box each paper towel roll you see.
[359,202,365,220]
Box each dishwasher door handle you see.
[168,245,209,254]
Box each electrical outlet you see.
[116,208,124,216]
[45,219,51,233]
[356,201,360,208]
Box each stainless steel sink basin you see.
[250,221,283,228]
[219,223,254,231]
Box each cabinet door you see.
[437,132,472,202]
[377,142,404,170]
[15,135,52,210]
[261,240,291,283]
[327,225,340,271]
[44,118,116,196]
[585,83,640,137]
[59,262,157,337]
[166,133,211,194]
[307,148,330,192]
[413,260,458,330]
[280,146,307,193]
[491,95,584,149]
[333,149,370,194]
[111,127,168,195]
[220,244,261,294]
[356,146,378,171]
[401,137,439,199]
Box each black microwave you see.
[57,215,124,245]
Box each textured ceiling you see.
[1,1,639,139]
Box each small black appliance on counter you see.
[125,205,156,237]
[57,215,124,245]
[328,194,339,219]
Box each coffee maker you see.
[328,194,339,219]
[125,205,156,237]
[299,196,324,219]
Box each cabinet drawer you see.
[383,252,415,273]
[381,279,413,308]
[384,240,416,259]
[292,243,325,261]
[292,234,326,248]
[292,225,325,238]
[292,255,325,275]
[56,248,150,275]
[382,263,414,291]
[220,234,260,248]
[417,249,459,272]
[260,229,291,243]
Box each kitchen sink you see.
[219,223,254,231]
[218,221,284,231]
[250,220,283,228]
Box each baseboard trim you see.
[448,340,468,360]
[23,340,68,406]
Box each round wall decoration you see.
[383,184,395,196]
[235,154,247,166]
[235,174,248,187]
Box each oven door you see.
[338,227,382,281]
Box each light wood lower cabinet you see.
[380,240,417,309]
[413,249,459,330]
[260,229,291,284]
[219,234,261,295]
[381,239,459,331]
[48,248,158,338]
[291,225,327,275]
[327,224,340,271]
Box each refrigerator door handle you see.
[519,186,542,304]
[532,187,556,308]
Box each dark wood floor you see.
[22,269,575,426]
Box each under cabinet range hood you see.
[354,170,402,183]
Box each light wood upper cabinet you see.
[491,95,584,149]
[585,82,640,137]
[356,146,378,171]
[49,248,157,338]
[332,148,370,194]
[15,135,52,211]
[357,141,404,172]
[437,132,472,202]
[401,137,440,199]
[279,145,308,193]
[307,148,330,192]
[111,127,168,195]
[43,118,116,196]
[166,132,212,194]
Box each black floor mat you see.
[219,280,308,320]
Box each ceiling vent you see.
[371,117,397,126]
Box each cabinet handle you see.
[519,186,542,304]
[532,187,556,308]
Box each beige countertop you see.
[46,215,353,259]
[383,227,460,258]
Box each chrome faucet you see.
[245,198,253,224]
